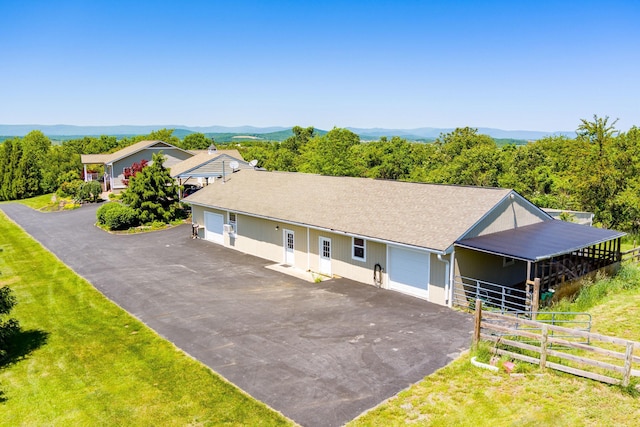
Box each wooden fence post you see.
[540,324,549,369]
[473,299,483,347]
[531,278,541,320]
[622,342,634,387]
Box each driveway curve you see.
[1,203,472,427]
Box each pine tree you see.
[121,152,181,223]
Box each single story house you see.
[185,170,624,311]
[81,140,195,192]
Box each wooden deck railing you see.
[473,300,640,387]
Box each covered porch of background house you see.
[81,154,112,192]
[81,153,136,193]
[451,220,625,315]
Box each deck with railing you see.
[452,276,531,313]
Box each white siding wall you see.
[308,229,387,285]
[192,206,452,306]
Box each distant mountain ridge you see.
[0,124,290,136]
[347,127,573,140]
[0,124,573,140]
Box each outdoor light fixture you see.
[275,225,279,230]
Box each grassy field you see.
[349,265,640,426]
[0,211,293,426]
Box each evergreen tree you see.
[0,285,20,361]
[121,152,181,223]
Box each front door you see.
[319,237,332,276]
[284,230,295,265]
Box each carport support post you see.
[531,278,541,320]
[473,299,483,348]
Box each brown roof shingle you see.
[80,140,191,165]
[186,170,513,252]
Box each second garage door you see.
[388,246,430,300]
[204,211,224,244]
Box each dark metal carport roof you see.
[455,220,626,262]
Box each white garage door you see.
[204,212,224,244]
[388,246,430,300]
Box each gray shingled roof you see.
[169,150,245,178]
[185,170,514,252]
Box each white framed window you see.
[228,212,237,233]
[503,257,515,267]
[352,237,366,262]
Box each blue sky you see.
[1,0,638,132]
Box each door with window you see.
[319,237,332,276]
[284,230,295,265]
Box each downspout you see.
[449,251,455,307]
[438,253,451,307]
[307,227,310,272]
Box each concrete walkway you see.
[0,203,473,427]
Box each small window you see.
[352,237,366,261]
[229,212,237,233]
[503,257,515,267]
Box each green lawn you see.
[1,193,79,212]
[349,266,640,426]
[0,211,293,426]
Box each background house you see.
[81,140,194,192]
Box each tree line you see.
[1,117,639,233]
[239,117,640,233]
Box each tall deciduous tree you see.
[133,128,181,146]
[182,133,212,150]
[577,115,619,156]
[281,126,315,153]
[573,116,621,227]
[299,127,360,176]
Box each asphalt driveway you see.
[0,203,473,427]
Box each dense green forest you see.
[1,116,639,233]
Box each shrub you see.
[57,179,84,198]
[58,180,102,203]
[97,203,139,230]
[0,286,20,361]
[96,202,118,225]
